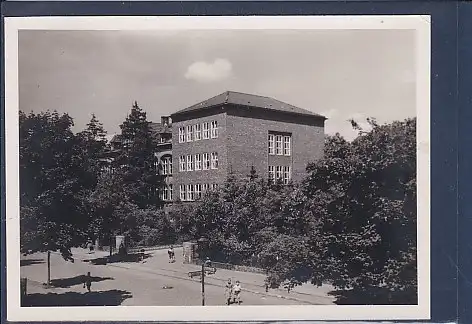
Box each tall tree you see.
[263,118,417,304]
[19,111,89,285]
[116,102,163,208]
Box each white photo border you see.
[5,15,431,322]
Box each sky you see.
[19,29,416,141]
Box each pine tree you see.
[78,114,108,185]
[117,101,163,208]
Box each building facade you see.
[108,116,174,204]
[170,91,325,202]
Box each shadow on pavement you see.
[22,289,132,306]
[328,288,417,305]
[50,275,114,288]
[84,253,152,265]
[21,259,45,267]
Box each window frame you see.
[268,165,275,183]
[276,135,283,155]
[194,124,202,141]
[186,125,193,142]
[203,153,210,170]
[179,156,186,172]
[268,134,275,155]
[202,122,210,139]
[186,155,193,171]
[194,154,202,171]
[187,184,194,201]
[178,127,185,143]
[283,166,291,184]
[276,165,283,180]
[179,184,186,201]
[195,184,202,200]
[284,136,291,156]
[211,121,218,139]
[210,152,219,169]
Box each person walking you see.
[168,246,175,263]
[232,280,242,305]
[83,272,92,292]
[224,278,233,305]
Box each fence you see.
[194,259,266,274]
[128,244,183,253]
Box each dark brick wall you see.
[172,112,228,200]
[226,108,324,182]
[170,105,325,201]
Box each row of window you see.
[179,152,218,172]
[268,165,292,184]
[179,183,219,201]
[268,134,291,156]
[178,121,218,143]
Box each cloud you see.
[185,58,233,83]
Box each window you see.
[186,125,193,142]
[169,184,173,201]
[284,136,291,156]
[154,160,160,174]
[276,166,283,180]
[276,135,283,155]
[195,154,202,171]
[211,183,219,190]
[179,127,185,143]
[202,183,209,192]
[211,121,218,138]
[186,155,193,171]
[211,152,218,169]
[162,158,171,175]
[283,166,291,184]
[268,165,275,183]
[187,184,194,201]
[179,184,186,201]
[162,186,169,201]
[268,134,275,155]
[203,122,210,139]
[195,184,202,200]
[179,156,186,172]
[203,153,210,170]
[194,124,202,141]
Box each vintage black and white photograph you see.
[5,16,430,321]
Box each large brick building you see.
[170,91,325,202]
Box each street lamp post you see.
[201,258,211,306]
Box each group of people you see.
[225,278,242,305]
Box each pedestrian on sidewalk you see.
[232,280,242,305]
[168,246,175,263]
[225,278,233,305]
[83,272,92,292]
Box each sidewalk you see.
[72,248,335,305]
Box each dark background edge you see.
[0,1,461,323]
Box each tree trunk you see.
[47,251,51,286]
[110,236,113,257]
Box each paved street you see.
[20,248,335,306]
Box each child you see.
[168,246,175,263]
[225,278,233,305]
[232,280,242,305]
[83,272,92,292]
